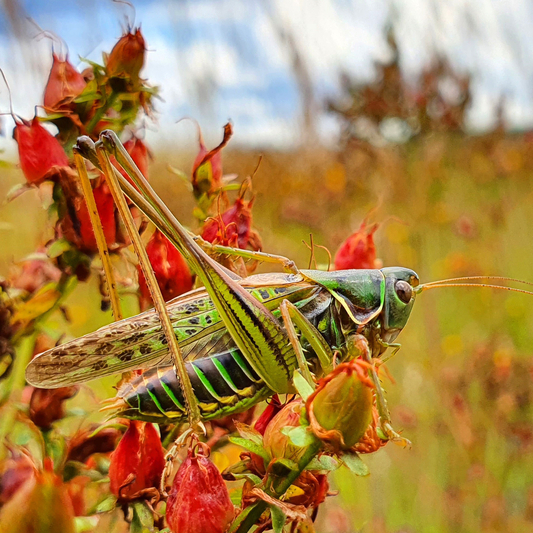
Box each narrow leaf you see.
[234,422,264,445]
[229,437,270,463]
[230,473,263,485]
[305,454,340,472]
[343,452,369,476]
[270,505,287,533]
[130,501,154,533]
[293,370,314,400]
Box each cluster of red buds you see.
[334,217,381,270]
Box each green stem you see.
[86,91,118,134]
[231,439,323,533]
[0,333,37,459]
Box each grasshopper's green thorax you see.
[301,269,385,325]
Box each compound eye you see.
[395,280,413,304]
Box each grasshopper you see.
[25,130,533,443]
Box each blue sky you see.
[1,0,533,150]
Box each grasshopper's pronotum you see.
[25,130,533,443]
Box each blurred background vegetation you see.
[1,1,533,532]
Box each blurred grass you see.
[2,130,533,532]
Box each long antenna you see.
[423,275,533,288]
[417,282,533,297]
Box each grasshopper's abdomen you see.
[116,347,272,422]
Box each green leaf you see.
[234,422,264,445]
[270,505,287,533]
[48,238,73,258]
[90,493,116,514]
[130,501,154,533]
[230,488,243,506]
[376,427,387,440]
[230,473,263,485]
[75,516,99,532]
[281,426,316,448]
[305,454,340,472]
[272,457,298,473]
[343,452,369,476]
[229,437,270,463]
[293,370,314,400]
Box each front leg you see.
[348,334,411,447]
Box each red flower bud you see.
[43,53,86,111]
[76,182,117,254]
[29,386,78,430]
[109,420,165,501]
[191,123,232,200]
[13,117,69,185]
[138,230,194,311]
[334,219,379,270]
[107,27,146,81]
[201,197,257,250]
[254,394,283,435]
[0,460,75,533]
[166,445,234,533]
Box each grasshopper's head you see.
[301,267,419,344]
[379,267,419,343]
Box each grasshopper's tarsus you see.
[376,335,402,364]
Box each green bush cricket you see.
[25,130,533,444]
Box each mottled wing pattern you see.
[25,274,316,388]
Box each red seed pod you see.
[13,117,69,185]
[191,123,232,200]
[166,445,235,533]
[29,386,78,430]
[138,230,194,311]
[76,182,117,254]
[43,53,86,111]
[106,27,146,81]
[201,197,255,249]
[108,420,165,501]
[334,219,379,270]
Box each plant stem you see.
[86,91,118,134]
[231,439,323,533]
[0,333,37,459]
